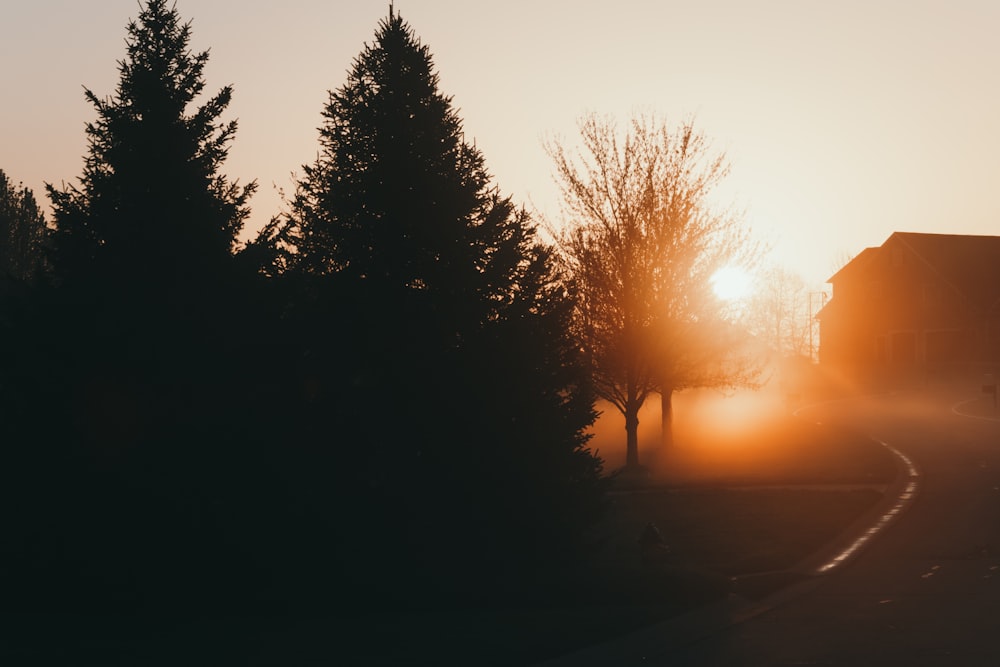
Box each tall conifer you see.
[47,0,254,295]
[282,8,604,596]
[40,0,258,457]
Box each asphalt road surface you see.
[661,386,1000,666]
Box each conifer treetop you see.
[48,0,254,286]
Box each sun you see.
[711,266,754,302]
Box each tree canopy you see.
[274,8,604,597]
[46,0,254,294]
[0,170,47,283]
[282,9,518,327]
[1,2,268,611]
[0,0,615,619]
[549,113,760,468]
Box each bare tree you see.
[745,265,810,358]
[548,113,760,469]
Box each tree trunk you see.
[660,388,674,449]
[625,404,640,468]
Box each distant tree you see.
[745,265,810,358]
[548,113,760,467]
[279,8,603,595]
[46,0,255,296]
[0,170,47,282]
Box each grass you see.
[606,486,882,590]
[13,402,900,666]
[317,488,885,667]
[318,412,899,666]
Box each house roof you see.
[816,247,877,320]
[827,232,1000,314]
[891,232,1000,313]
[828,246,878,284]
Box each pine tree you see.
[280,8,604,599]
[47,0,255,297]
[26,2,261,608]
[286,10,504,318]
[40,0,259,467]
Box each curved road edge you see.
[534,396,924,667]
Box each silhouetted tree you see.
[42,0,259,432]
[47,0,254,295]
[0,170,47,283]
[278,8,604,600]
[548,114,760,467]
[12,0,264,611]
[0,171,49,448]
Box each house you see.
[818,232,1000,378]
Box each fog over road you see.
[665,387,1000,666]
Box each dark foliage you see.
[0,170,47,283]
[38,0,258,467]
[46,0,254,294]
[277,8,605,605]
[0,3,605,617]
[0,0,267,615]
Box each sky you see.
[4,0,1000,289]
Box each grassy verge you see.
[3,481,887,667]
[320,416,898,666]
[11,414,898,665]
[316,487,883,667]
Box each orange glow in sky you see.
[5,1,1000,290]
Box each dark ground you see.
[323,408,898,666]
[0,390,900,666]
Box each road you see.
[663,387,1000,666]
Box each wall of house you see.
[820,235,984,380]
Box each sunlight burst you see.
[711,266,754,302]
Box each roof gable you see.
[828,247,877,284]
